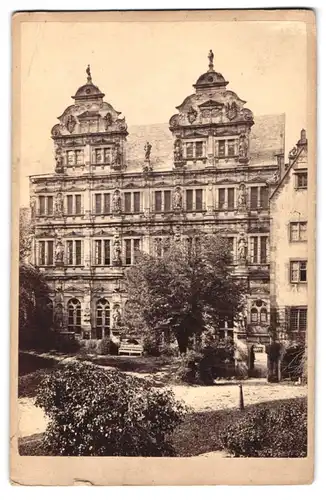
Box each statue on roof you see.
[208,49,214,69]
[86,64,92,83]
[144,141,152,161]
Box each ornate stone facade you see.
[30,59,285,344]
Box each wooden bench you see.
[118,342,144,356]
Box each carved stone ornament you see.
[30,196,36,219]
[66,114,77,133]
[225,102,238,121]
[173,187,183,210]
[112,189,121,213]
[187,106,198,124]
[238,133,249,161]
[55,147,64,173]
[173,139,183,163]
[51,124,61,137]
[288,146,298,160]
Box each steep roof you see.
[126,114,285,171]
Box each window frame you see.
[290,260,307,284]
[290,221,307,242]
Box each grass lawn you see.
[18,397,307,457]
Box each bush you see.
[35,363,187,456]
[219,397,307,457]
[96,337,111,355]
[54,335,80,354]
[175,350,201,384]
[281,342,307,382]
[158,344,180,358]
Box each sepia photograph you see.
[11,10,316,485]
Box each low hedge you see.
[219,397,307,457]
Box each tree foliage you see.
[35,363,187,456]
[124,235,246,353]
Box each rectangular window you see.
[290,222,307,242]
[95,149,102,164]
[67,195,73,215]
[251,236,259,263]
[290,308,307,332]
[218,188,225,210]
[95,240,102,265]
[250,187,258,209]
[260,236,267,264]
[104,240,110,265]
[104,148,112,163]
[164,191,171,212]
[290,261,307,283]
[75,240,81,265]
[75,195,81,215]
[296,172,307,189]
[47,241,54,265]
[218,140,226,157]
[155,191,162,212]
[133,192,140,213]
[104,194,111,213]
[76,150,84,165]
[227,140,236,156]
[227,188,235,210]
[124,192,132,212]
[39,241,45,265]
[195,142,203,158]
[67,241,73,265]
[39,197,45,215]
[133,239,140,262]
[47,196,54,215]
[67,150,75,165]
[260,187,269,209]
[125,239,132,265]
[186,190,193,210]
[186,142,193,158]
[95,194,102,214]
[195,189,203,210]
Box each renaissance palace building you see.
[29,54,286,345]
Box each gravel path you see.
[18,381,307,438]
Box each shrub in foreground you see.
[35,363,187,456]
[219,397,307,457]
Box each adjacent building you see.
[269,130,308,343]
[29,55,286,345]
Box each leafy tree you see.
[19,263,54,349]
[19,207,32,263]
[124,235,246,353]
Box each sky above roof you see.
[19,19,307,206]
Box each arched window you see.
[250,308,258,324]
[96,299,110,339]
[260,308,268,324]
[67,298,81,335]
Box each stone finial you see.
[208,49,214,70]
[297,128,307,146]
[86,64,92,83]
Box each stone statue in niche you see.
[104,112,112,130]
[55,239,64,263]
[239,133,249,160]
[112,235,122,266]
[173,187,182,210]
[55,147,64,173]
[30,197,36,219]
[174,139,183,162]
[237,183,247,210]
[55,192,64,216]
[113,143,122,167]
[112,190,121,213]
[54,303,64,329]
[237,236,247,263]
[144,141,152,161]
[112,306,122,328]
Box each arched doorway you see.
[96,299,110,339]
[67,298,81,335]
